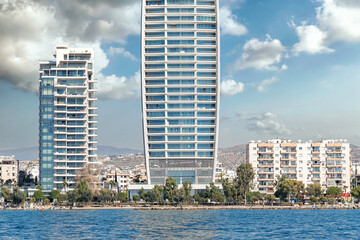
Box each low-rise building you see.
[247,139,351,194]
[105,169,131,192]
[0,156,19,185]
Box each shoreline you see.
[1,205,359,211]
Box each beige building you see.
[106,170,131,191]
[0,156,18,185]
[246,139,351,194]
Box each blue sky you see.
[1,0,360,150]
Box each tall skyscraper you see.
[39,46,97,192]
[141,0,220,190]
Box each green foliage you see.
[33,190,44,201]
[18,170,35,187]
[12,187,27,205]
[221,178,237,202]
[310,196,317,204]
[306,183,323,198]
[164,177,178,203]
[328,197,336,204]
[236,163,255,204]
[117,192,128,202]
[350,186,360,200]
[265,194,277,206]
[44,198,50,204]
[57,194,68,203]
[326,186,343,198]
[173,188,186,203]
[139,187,146,200]
[49,190,60,201]
[319,196,328,205]
[98,188,112,202]
[182,181,192,202]
[36,185,44,190]
[275,179,304,202]
[1,186,11,201]
[247,191,262,204]
[76,180,93,203]
[31,197,36,203]
[153,185,164,203]
[132,195,140,203]
[67,190,77,203]
[145,190,156,204]
[209,182,224,203]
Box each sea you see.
[0,209,358,239]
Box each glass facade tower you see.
[39,46,97,191]
[141,0,220,187]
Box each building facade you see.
[140,0,220,190]
[247,139,351,194]
[0,156,18,185]
[39,46,97,191]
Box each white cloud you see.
[293,25,334,54]
[247,112,275,121]
[220,79,245,96]
[109,47,137,61]
[257,77,279,92]
[0,0,140,100]
[280,64,288,71]
[247,120,292,135]
[97,71,140,101]
[292,0,360,54]
[232,35,286,71]
[317,0,360,42]
[220,6,247,36]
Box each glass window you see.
[168,0,194,5]
[167,32,194,37]
[167,8,194,13]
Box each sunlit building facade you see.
[141,0,220,189]
[39,46,97,191]
[247,139,351,194]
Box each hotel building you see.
[39,46,97,191]
[247,139,351,194]
[140,0,220,190]
[0,155,18,185]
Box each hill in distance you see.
[0,146,143,161]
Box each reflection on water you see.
[0,209,359,239]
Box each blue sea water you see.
[0,209,359,239]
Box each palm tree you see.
[62,181,68,193]
[109,180,116,192]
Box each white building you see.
[39,46,97,191]
[247,139,351,194]
[138,0,220,193]
[0,156,18,185]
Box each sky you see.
[1,0,360,150]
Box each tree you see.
[350,186,360,201]
[221,178,236,202]
[18,170,35,187]
[319,196,328,205]
[145,190,156,204]
[44,198,50,204]
[328,197,336,204]
[133,195,140,203]
[57,194,68,203]
[265,194,277,206]
[67,190,77,204]
[209,182,224,203]
[182,181,192,202]
[306,183,323,198]
[98,188,112,202]
[275,179,304,203]
[62,181,68,192]
[310,196,317,205]
[153,185,164,204]
[139,187,146,201]
[49,190,60,201]
[164,177,178,203]
[326,186,343,198]
[173,188,186,203]
[109,180,116,192]
[1,186,11,202]
[75,164,100,193]
[36,184,43,190]
[5,179,13,186]
[236,163,255,204]
[34,190,45,201]
[12,187,27,205]
[76,180,93,203]
[247,191,262,204]
[118,192,128,202]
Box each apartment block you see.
[246,139,351,194]
[39,46,97,191]
[0,156,18,185]
[139,0,220,192]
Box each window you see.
[145,48,165,53]
[167,32,194,37]
[168,0,194,5]
[146,16,165,21]
[145,40,165,45]
[167,16,194,21]
[167,8,194,13]
[145,32,165,37]
[196,16,215,21]
[168,56,194,61]
[167,40,194,45]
